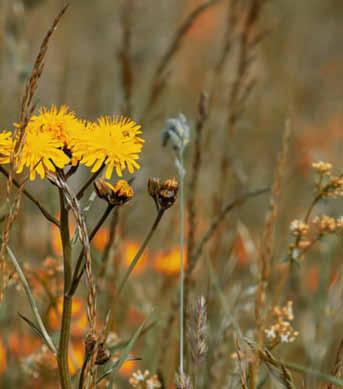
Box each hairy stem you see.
[68,204,114,296]
[57,189,73,389]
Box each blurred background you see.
[0,0,342,388]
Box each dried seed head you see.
[147,177,161,198]
[147,177,178,210]
[94,178,111,200]
[162,114,190,151]
[158,178,179,209]
[187,296,208,365]
[94,178,134,206]
[95,342,111,365]
[85,332,97,356]
[175,371,192,389]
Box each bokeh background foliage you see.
[0,0,342,388]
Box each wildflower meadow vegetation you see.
[0,1,342,388]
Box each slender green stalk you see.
[76,165,104,200]
[104,209,165,338]
[68,204,115,296]
[57,189,73,389]
[281,360,343,387]
[117,209,164,295]
[178,150,185,374]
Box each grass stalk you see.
[178,150,185,375]
[6,245,57,354]
[117,208,165,296]
[68,204,115,296]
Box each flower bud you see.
[94,178,111,200]
[95,342,111,365]
[85,332,97,356]
[147,177,178,210]
[94,178,134,206]
[158,178,179,209]
[147,177,161,198]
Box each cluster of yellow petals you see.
[0,106,143,180]
[16,130,70,180]
[71,116,144,179]
[27,105,85,165]
[0,131,13,164]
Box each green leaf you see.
[97,314,152,385]
[18,312,46,342]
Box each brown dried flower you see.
[147,177,178,210]
[95,178,134,206]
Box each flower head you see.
[0,131,13,164]
[16,130,70,180]
[27,105,85,160]
[162,113,190,152]
[94,178,134,205]
[73,116,144,179]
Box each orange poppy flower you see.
[154,247,187,276]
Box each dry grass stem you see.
[191,187,269,268]
[143,0,220,116]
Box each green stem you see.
[281,360,343,387]
[6,245,57,354]
[57,189,73,389]
[117,209,164,295]
[104,208,165,338]
[178,150,185,375]
[76,164,104,200]
[68,204,114,296]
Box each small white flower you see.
[280,333,290,343]
[265,328,276,339]
[291,248,300,260]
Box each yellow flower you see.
[16,130,70,180]
[0,131,13,164]
[105,179,134,199]
[26,105,86,163]
[72,116,144,179]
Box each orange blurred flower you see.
[126,306,145,326]
[51,216,76,256]
[68,341,84,376]
[93,227,110,251]
[121,240,148,274]
[119,359,137,378]
[186,0,222,41]
[306,265,319,293]
[48,297,88,337]
[0,338,7,375]
[154,247,187,276]
[8,332,41,358]
[231,221,257,266]
[51,223,62,257]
